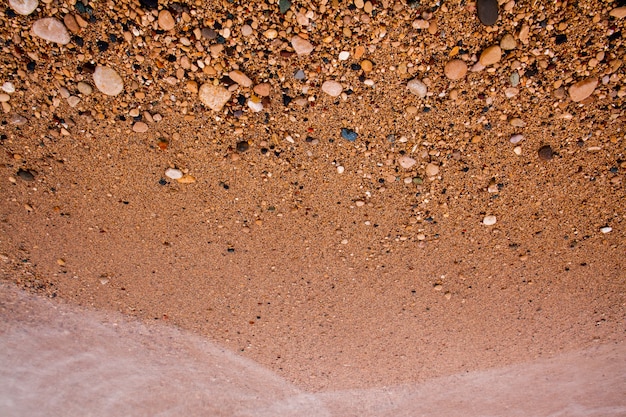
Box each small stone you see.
[482,215,497,226]
[2,82,15,94]
[600,226,612,234]
[228,70,253,88]
[568,78,598,102]
[10,114,27,125]
[32,18,71,45]
[322,80,343,97]
[513,146,522,155]
[199,83,231,111]
[337,165,345,174]
[425,163,439,177]
[264,29,278,39]
[609,6,626,19]
[247,99,263,112]
[294,69,306,80]
[177,174,196,184]
[164,168,183,180]
[398,155,417,169]
[412,19,430,29]
[361,60,373,72]
[510,134,524,144]
[500,33,517,50]
[291,35,314,55]
[338,51,350,61]
[77,81,93,95]
[67,96,80,107]
[444,59,467,80]
[509,118,526,127]
[9,0,38,15]
[133,122,148,133]
[93,66,124,96]
[279,0,291,14]
[538,145,553,161]
[479,45,502,66]
[253,83,271,97]
[236,141,250,152]
[0,94,9,103]
[477,0,499,25]
[407,78,427,98]
[17,169,35,182]
[341,128,358,142]
[158,10,176,31]
[63,14,80,33]
[241,25,253,36]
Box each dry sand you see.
[0,0,625,401]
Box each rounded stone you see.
[253,83,271,97]
[482,215,497,226]
[93,66,124,96]
[76,81,93,95]
[291,36,314,55]
[479,45,502,66]
[444,59,468,80]
[538,145,554,161]
[321,80,343,97]
[9,0,38,16]
[407,78,427,98]
[568,78,598,102]
[425,163,440,177]
[398,156,417,169]
[158,10,176,31]
[32,18,71,45]
[132,122,149,133]
[500,33,517,50]
[164,168,183,180]
[228,70,253,88]
[198,83,231,111]
[477,0,498,25]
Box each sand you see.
[0,0,624,399]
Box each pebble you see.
[236,141,250,152]
[77,81,93,95]
[93,66,124,96]
[398,155,417,169]
[294,69,306,80]
[158,10,176,31]
[509,118,526,127]
[510,134,524,144]
[538,145,553,161]
[341,128,358,141]
[164,168,183,180]
[361,60,373,72]
[609,6,626,19]
[337,165,345,174]
[2,82,15,94]
[17,169,35,182]
[63,14,80,33]
[247,99,263,112]
[32,18,71,45]
[600,226,612,234]
[241,24,253,36]
[322,80,343,97]
[0,94,9,103]
[338,51,350,61]
[133,122,149,133]
[9,0,38,15]
[291,35,314,55]
[477,0,499,25]
[513,146,522,155]
[500,33,517,50]
[199,83,231,111]
[425,163,439,177]
[568,77,598,102]
[407,78,427,98]
[253,83,271,97]
[479,45,502,66]
[67,96,80,107]
[482,215,497,226]
[228,70,253,88]
[444,59,467,80]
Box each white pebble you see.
[165,168,183,180]
[2,82,15,94]
[241,24,253,36]
[93,66,124,96]
[291,35,314,55]
[337,165,345,174]
[9,0,38,15]
[510,134,524,144]
[247,99,263,112]
[321,80,343,97]
[513,146,522,155]
[407,78,427,98]
[600,226,612,234]
[32,17,70,45]
[483,215,497,226]
[198,83,231,111]
[338,51,350,61]
[398,155,417,169]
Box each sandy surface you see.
[0,0,625,394]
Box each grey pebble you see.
[17,169,35,181]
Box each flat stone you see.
[32,18,70,45]
[164,168,183,180]
[0,94,9,103]
[321,80,343,97]
[9,0,38,15]
[479,45,502,66]
[291,35,314,55]
[2,82,15,94]
[158,10,175,31]
[133,122,149,133]
[253,83,271,97]
[93,66,124,96]
[477,0,498,25]
[483,215,497,226]
[398,156,417,169]
[63,14,80,33]
[77,81,93,95]
[17,169,35,181]
[609,6,626,19]
[509,118,526,127]
[228,70,253,88]
[444,59,467,80]
[500,33,517,50]
[67,96,80,107]
[510,134,524,144]
[568,78,598,102]
[199,83,231,111]
[407,78,427,98]
[425,163,439,177]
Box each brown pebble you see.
[63,14,80,33]
[444,59,468,80]
[538,145,553,161]
[133,122,149,133]
[253,83,271,97]
[158,10,176,31]
[477,0,499,25]
[479,45,502,66]
[568,78,598,102]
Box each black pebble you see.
[236,141,250,153]
[538,145,554,161]
[139,0,158,10]
[477,0,499,26]
[96,40,109,52]
[17,169,35,182]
